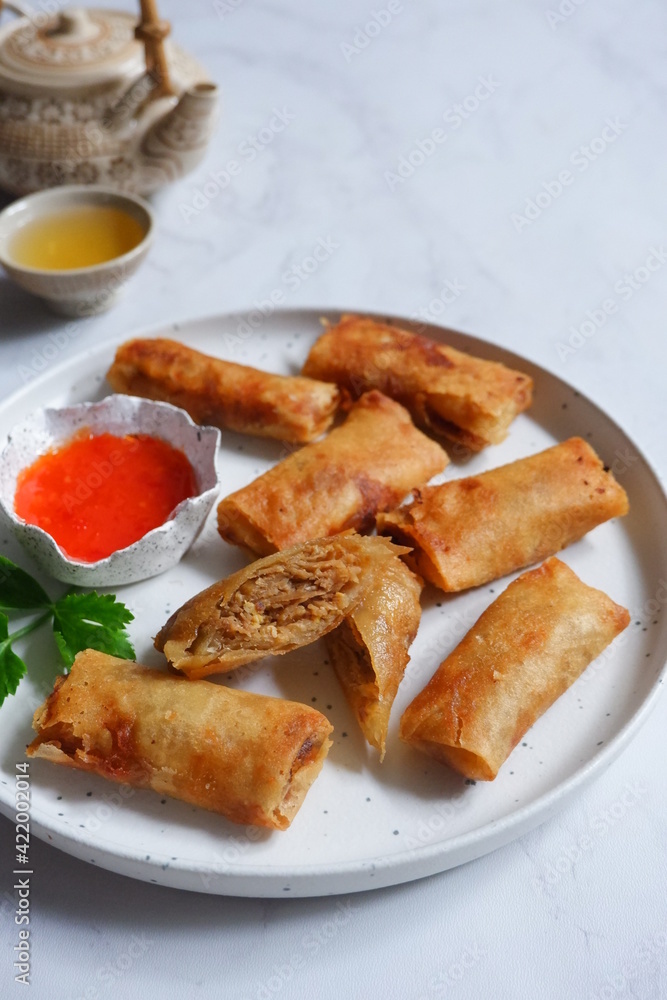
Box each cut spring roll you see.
[106,337,340,444]
[377,437,629,592]
[217,390,449,555]
[325,538,422,760]
[400,558,630,780]
[301,315,533,450]
[155,532,402,679]
[27,650,333,830]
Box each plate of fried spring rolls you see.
[0,307,665,898]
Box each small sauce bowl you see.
[0,186,153,317]
[0,395,220,586]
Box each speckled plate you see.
[0,309,665,898]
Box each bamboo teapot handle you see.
[134,0,175,99]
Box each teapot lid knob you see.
[45,8,99,42]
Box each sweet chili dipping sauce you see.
[14,430,197,563]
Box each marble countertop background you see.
[1,0,666,997]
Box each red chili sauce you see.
[14,430,197,563]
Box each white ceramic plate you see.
[0,309,665,898]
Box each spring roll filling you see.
[185,554,363,657]
[329,620,379,708]
[423,407,486,450]
[278,735,329,822]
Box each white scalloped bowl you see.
[0,395,221,586]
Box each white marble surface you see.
[1,0,667,997]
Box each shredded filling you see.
[329,620,377,694]
[187,549,362,656]
[278,734,325,819]
[424,405,485,449]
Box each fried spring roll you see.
[155,532,400,679]
[106,337,340,444]
[377,437,629,592]
[301,315,533,450]
[217,390,449,555]
[325,539,422,760]
[27,650,333,830]
[400,558,630,780]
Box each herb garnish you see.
[0,555,135,707]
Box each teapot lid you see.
[0,7,145,90]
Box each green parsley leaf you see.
[51,592,135,669]
[0,612,27,706]
[0,556,136,705]
[0,555,51,611]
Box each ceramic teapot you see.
[0,0,218,195]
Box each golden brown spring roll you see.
[325,538,422,759]
[377,437,629,592]
[217,390,449,555]
[400,558,630,780]
[301,315,533,450]
[155,532,399,679]
[27,650,333,830]
[106,337,340,444]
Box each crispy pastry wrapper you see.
[155,532,403,679]
[26,650,333,830]
[106,337,340,444]
[217,390,448,555]
[377,437,629,592]
[301,315,533,450]
[400,557,630,780]
[326,538,422,759]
